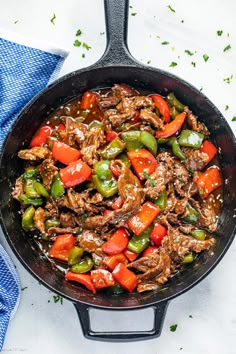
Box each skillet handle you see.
[96,0,141,67]
[74,301,169,342]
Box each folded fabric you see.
[0,29,69,351]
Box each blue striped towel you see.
[0,30,68,351]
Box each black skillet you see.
[0,0,236,342]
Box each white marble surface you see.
[0,0,236,353]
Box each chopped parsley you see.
[143,171,156,186]
[170,324,178,332]
[225,105,229,111]
[231,116,236,121]
[199,187,205,196]
[191,62,196,67]
[203,54,209,62]
[14,20,18,24]
[161,41,170,45]
[169,61,177,67]
[73,40,81,47]
[131,12,137,16]
[184,49,194,56]
[82,53,86,58]
[189,314,193,318]
[50,13,56,25]
[53,295,63,304]
[167,5,176,13]
[100,32,105,35]
[82,42,91,50]
[76,29,82,36]
[223,75,233,84]
[21,286,28,291]
[217,30,223,36]
[223,44,231,52]
[147,60,151,64]
[81,213,88,221]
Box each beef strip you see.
[173,160,190,196]
[62,117,87,146]
[111,83,136,98]
[106,111,137,127]
[139,108,164,129]
[45,199,59,219]
[182,147,209,171]
[77,230,104,252]
[98,95,120,110]
[18,146,51,160]
[12,176,24,201]
[37,159,58,191]
[34,207,46,234]
[116,96,155,112]
[190,195,218,232]
[184,107,209,137]
[60,212,76,228]
[47,226,82,235]
[80,127,106,166]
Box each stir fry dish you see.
[12,84,223,293]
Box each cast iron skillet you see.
[0,0,236,342]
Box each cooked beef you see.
[12,176,24,201]
[63,117,87,146]
[34,207,46,234]
[179,224,195,234]
[77,230,104,252]
[47,226,82,235]
[45,200,59,219]
[18,146,51,160]
[116,96,155,112]
[174,197,188,215]
[136,281,159,293]
[182,147,209,171]
[112,83,136,98]
[37,159,58,191]
[190,195,218,232]
[98,95,120,110]
[60,212,76,228]
[173,160,190,196]
[184,107,209,137]
[182,181,198,197]
[80,127,105,166]
[106,111,136,127]
[139,108,164,129]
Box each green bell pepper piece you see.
[51,173,65,199]
[140,131,158,156]
[94,160,113,181]
[191,229,206,240]
[19,194,43,206]
[45,219,60,231]
[22,205,35,230]
[24,179,41,198]
[92,175,118,198]
[127,226,152,253]
[22,167,39,181]
[166,92,185,112]
[121,131,144,151]
[89,121,104,129]
[33,181,49,198]
[101,137,125,159]
[154,189,167,211]
[117,152,131,168]
[157,138,169,145]
[171,138,186,160]
[182,252,194,264]
[68,246,84,266]
[71,256,94,273]
[183,203,199,224]
[178,129,204,149]
[170,106,180,120]
[107,282,125,294]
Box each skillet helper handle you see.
[74,301,169,342]
[97,0,139,66]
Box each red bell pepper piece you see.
[49,234,75,262]
[196,166,223,199]
[103,210,113,216]
[150,222,167,246]
[30,125,53,147]
[111,196,124,210]
[103,253,128,270]
[199,140,217,164]
[80,91,98,110]
[112,263,138,292]
[142,246,159,257]
[128,201,160,236]
[60,160,92,188]
[156,112,186,138]
[151,95,171,123]
[56,123,66,131]
[52,141,81,165]
[110,160,122,179]
[65,271,96,293]
[127,149,157,180]
[106,131,118,142]
[123,249,139,262]
[102,228,129,255]
[91,269,115,290]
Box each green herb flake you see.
[169,61,177,67]
[223,44,231,52]
[185,49,194,56]
[100,32,105,35]
[82,42,91,50]
[81,213,88,221]
[14,20,18,24]
[223,75,233,84]
[225,105,229,111]
[170,324,178,332]
[191,61,196,67]
[53,295,63,304]
[203,54,209,62]
[73,40,81,47]
[149,178,156,187]
[147,60,151,64]
[131,12,137,16]
[21,286,28,291]
[143,171,150,179]
[50,13,56,25]
[231,116,236,121]
[161,41,170,45]
[82,53,85,58]
[199,187,205,196]
[167,5,176,13]
[189,314,193,318]
[76,29,82,36]
[217,30,223,36]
